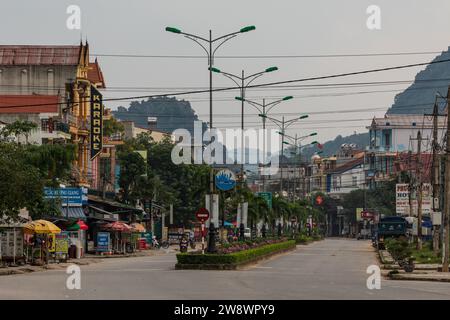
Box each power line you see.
[0,57,449,109]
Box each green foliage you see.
[385,237,412,261]
[0,120,38,143]
[117,136,210,224]
[0,141,77,221]
[24,144,76,185]
[176,240,296,266]
[113,96,207,135]
[103,117,124,137]
[342,180,396,220]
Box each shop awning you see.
[24,220,61,234]
[102,221,133,232]
[59,207,86,220]
[130,223,146,232]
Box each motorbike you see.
[189,238,196,250]
[180,237,189,253]
[398,256,415,273]
[152,236,170,250]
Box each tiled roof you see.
[368,114,447,128]
[88,59,106,88]
[0,45,80,65]
[329,156,364,174]
[0,95,59,113]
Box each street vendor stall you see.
[101,221,134,254]
[66,220,88,258]
[0,223,25,266]
[23,220,61,265]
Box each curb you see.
[389,272,450,282]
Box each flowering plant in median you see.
[215,237,288,254]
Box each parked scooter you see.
[398,256,415,273]
[179,236,189,253]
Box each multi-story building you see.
[366,114,442,188]
[0,43,106,186]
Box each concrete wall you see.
[0,65,77,96]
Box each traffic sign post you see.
[195,208,210,254]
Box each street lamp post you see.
[284,132,318,200]
[166,25,255,253]
[280,133,318,200]
[238,96,294,191]
[166,25,255,129]
[260,114,309,197]
[210,67,277,235]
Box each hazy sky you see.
[2,0,450,144]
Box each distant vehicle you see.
[376,216,407,250]
[244,228,251,239]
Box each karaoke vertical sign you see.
[90,86,103,160]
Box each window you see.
[352,176,357,187]
[20,69,28,94]
[47,69,54,94]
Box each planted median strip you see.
[175,240,296,270]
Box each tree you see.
[1,120,38,144]
[103,117,124,137]
[117,151,146,205]
[0,143,43,222]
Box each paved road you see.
[1,238,450,299]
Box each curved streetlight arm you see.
[266,100,283,113]
[243,99,263,114]
[285,116,308,129]
[212,30,242,43]
[212,34,238,57]
[244,73,264,88]
[263,115,283,129]
[221,73,241,89]
[184,35,210,59]
[178,31,209,42]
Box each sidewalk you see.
[0,258,101,276]
[0,247,177,276]
[378,248,450,282]
[389,270,450,282]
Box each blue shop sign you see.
[44,187,83,206]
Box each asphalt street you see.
[1,238,450,299]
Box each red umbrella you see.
[77,220,89,230]
[103,221,132,232]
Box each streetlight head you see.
[277,131,284,135]
[240,25,256,33]
[265,66,278,73]
[209,67,221,73]
[311,141,318,145]
[282,96,293,101]
[300,115,309,119]
[309,132,317,136]
[283,141,290,145]
[235,96,244,101]
[165,27,182,34]
[258,114,267,118]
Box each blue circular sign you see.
[215,169,236,191]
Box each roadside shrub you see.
[385,236,412,261]
[295,235,311,244]
[176,240,296,265]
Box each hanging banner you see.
[90,85,103,160]
[396,183,431,216]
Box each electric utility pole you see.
[429,99,442,253]
[416,131,423,250]
[443,86,450,272]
